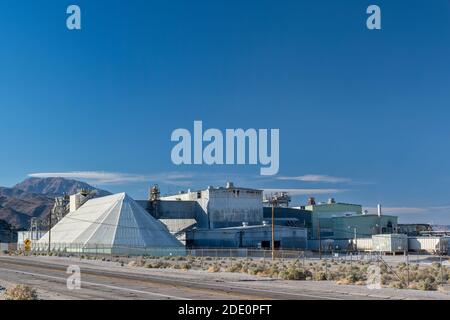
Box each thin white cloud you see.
[263,188,347,196]
[277,174,352,183]
[28,171,195,186]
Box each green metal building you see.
[332,214,398,239]
[299,198,398,240]
[300,199,363,239]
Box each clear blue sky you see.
[0,0,449,223]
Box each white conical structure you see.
[37,193,184,255]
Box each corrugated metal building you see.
[186,224,308,249]
[398,224,433,236]
[332,214,398,239]
[297,199,363,239]
[159,182,263,229]
[262,207,311,228]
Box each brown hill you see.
[0,178,111,230]
[14,177,110,197]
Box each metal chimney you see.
[377,204,382,217]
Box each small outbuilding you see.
[372,234,408,254]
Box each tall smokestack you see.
[377,204,382,217]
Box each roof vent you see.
[242,222,249,227]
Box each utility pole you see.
[406,251,410,287]
[266,194,280,261]
[271,203,275,260]
[48,213,52,254]
[318,218,322,260]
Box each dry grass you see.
[5,285,38,300]
[207,264,221,273]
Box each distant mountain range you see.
[13,177,110,198]
[0,177,110,235]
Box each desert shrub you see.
[145,261,170,269]
[248,266,267,276]
[173,262,191,270]
[180,263,192,270]
[344,267,366,284]
[168,256,186,261]
[207,264,220,273]
[127,261,137,267]
[416,278,437,291]
[431,262,441,269]
[5,285,38,300]
[225,263,242,273]
[279,267,311,280]
[389,281,406,289]
[397,263,407,271]
[312,271,328,281]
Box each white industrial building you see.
[160,182,263,229]
[36,193,184,255]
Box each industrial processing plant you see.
[16,182,448,256]
[1,0,449,306]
